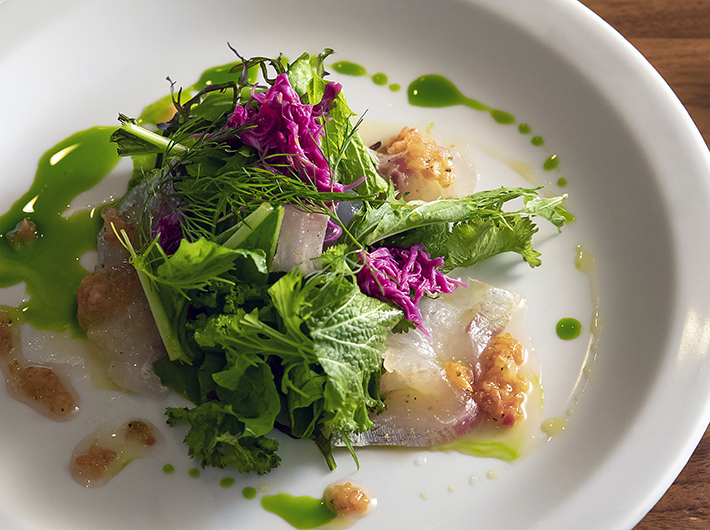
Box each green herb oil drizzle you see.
[556,318,582,340]
[331,62,561,172]
[0,127,120,335]
[261,494,336,529]
[331,61,367,77]
[544,155,560,171]
[220,477,235,488]
[331,60,401,92]
[192,61,257,90]
[407,74,515,124]
[139,61,256,126]
[371,72,388,86]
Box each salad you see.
[69,48,569,479]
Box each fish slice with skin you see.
[347,281,521,447]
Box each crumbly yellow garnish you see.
[380,127,455,188]
[473,333,530,426]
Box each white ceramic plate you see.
[2,0,710,529]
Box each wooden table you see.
[579,2,710,528]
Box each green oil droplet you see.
[188,468,200,478]
[243,486,257,499]
[389,83,401,92]
[371,72,388,85]
[0,127,120,336]
[191,61,250,90]
[261,494,336,529]
[220,477,235,488]
[544,155,559,171]
[518,123,531,134]
[142,62,258,125]
[331,61,367,76]
[408,74,515,125]
[409,75,483,109]
[163,464,175,474]
[557,177,567,187]
[556,318,582,340]
[531,136,544,146]
[138,94,176,126]
[490,109,516,124]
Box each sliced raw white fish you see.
[77,206,169,399]
[348,385,480,447]
[271,205,329,273]
[466,285,523,359]
[349,280,523,447]
[83,279,169,398]
[374,127,478,201]
[381,281,521,394]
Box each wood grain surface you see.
[579,2,710,528]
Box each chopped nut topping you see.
[444,361,474,392]
[379,127,455,188]
[328,482,371,515]
[473,333,529,426]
